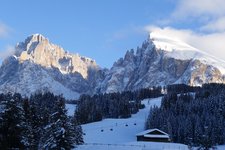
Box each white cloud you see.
[145,26,192,41]
[0,45,15,60]
[143,1,225,62]
[0,23,10,38]
[144,26,225,61]
[172,0,225,19]
[165,0,225,33]
[201,17,225,32]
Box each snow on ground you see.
[216,145,225,150]
[75,97,189,150]
[65,104,76,116]
[77,142,187,150]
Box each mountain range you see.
[0,33,224,99]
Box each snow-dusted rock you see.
[98,32,225,93]
[0,32,224,98]
[0,34,103,99]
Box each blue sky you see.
[1,0,225,68]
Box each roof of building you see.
[143,134,169,138]
[136,128,169,138]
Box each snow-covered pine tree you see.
[40,96,79,149]
[22,98,41,149]
[0,93,26,149]
[72,116,84,145]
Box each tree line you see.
[75,87,162,124]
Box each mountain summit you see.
[0,34,104,99]
[0,33,224,98]
[149,32,225,73]
[15,34,98,78]
[98,32,225,93]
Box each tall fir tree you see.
[0,93,26,149]
[40,96,81,149]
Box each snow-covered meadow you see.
[66,97,225,150]
[68,97,188,150]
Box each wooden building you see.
[136,128,170,142]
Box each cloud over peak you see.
[144,26,225,61]
[172,0,225,19]
[201,17,225,32]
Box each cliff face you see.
[16,34,98,78]
[0,34,103,99]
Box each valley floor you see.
[66,97,225,150]
[73,97,188,150]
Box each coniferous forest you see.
[75,87,162,124]
[1,83,225,149]
[0,87,162,149]
[0,92,83,150]
[146,83,225,149]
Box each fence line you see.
[81,142,184,150]
[83,142,144,147]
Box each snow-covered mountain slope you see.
[75,97,189,150]
[0,33,225,98]
[98,32,225,93]
[0,34,105,99]
[151,32,225,74]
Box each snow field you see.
[74,97,189,150]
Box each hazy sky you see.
[0,0,225,68]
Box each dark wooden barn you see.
[136,128,170,142]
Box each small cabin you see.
[136,128,170,142]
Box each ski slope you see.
[75,97,189,150]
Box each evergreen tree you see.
[40,97,79,149]
[72,117,84,145]
[0,94,26,149]
[22,98,41,149]
[145,83,225,148]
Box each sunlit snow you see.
[150,32,225,74]
[75,97,189,150]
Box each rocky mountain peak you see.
[15,34,49,56]
[0,34,104,99]
[0,33,225,99]
[27,33,48,43]
[99,34,225,93]
[124,49,135,62]
[12,34,100,79]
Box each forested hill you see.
[146,83,225,149]
[75,87,162,124]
